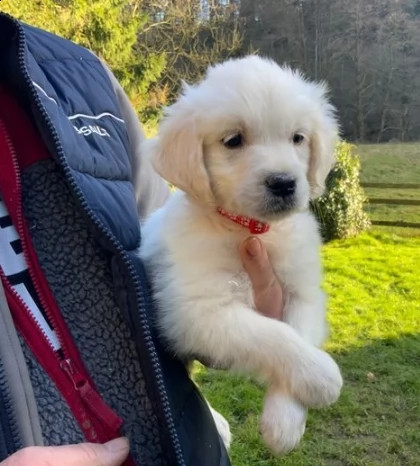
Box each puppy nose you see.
[265,173,296,197]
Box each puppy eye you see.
[222,133,243,149]
[292,133,305,145]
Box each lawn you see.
[358,143,420,185]
[194,231,420,465]
[357,143,420,229]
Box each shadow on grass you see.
[193,333,420,466]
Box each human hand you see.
[1,438,129,466]
[240,237,284,320]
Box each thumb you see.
[239,237,276,292]
[3,438,130,466]
[56,438,130,466]
[66,438,130,466]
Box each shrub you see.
[311,142,371,242]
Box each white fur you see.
[139,55,343,456]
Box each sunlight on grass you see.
[194,232,420,466]
[324,232,419,350]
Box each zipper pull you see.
[61,359,123,432]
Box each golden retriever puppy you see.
[139,55,343,456]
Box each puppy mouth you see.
[258,195,297,218]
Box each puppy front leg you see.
[164,303,342,408]
[259,290,336,455]
[284,289,329,348]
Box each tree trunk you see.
[377,67,394,143]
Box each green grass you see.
[357,143,420,230]
[194,232,420,465]
[358,143,420,185]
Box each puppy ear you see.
[147,105,213,204]
[308,98,339,199]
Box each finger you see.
[239,237,277,292]
[3,438,130,466]
[53,439,130,466]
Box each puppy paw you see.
[209,406,232,450]
[260,393,306,456]
[293,348,343,408]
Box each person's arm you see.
[99,60,170,221]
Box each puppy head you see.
[148,55,339,220]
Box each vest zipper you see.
[60,359,122,432]
[14,21,185,466]
[0,119,129,445]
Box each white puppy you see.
[139,55,343,456]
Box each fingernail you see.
[245,237,261,258]
[104,437,130,453]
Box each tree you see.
[237,0,420,143]
[139,0,244,100]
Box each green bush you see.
[312,142,371,242]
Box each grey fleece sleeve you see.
[99,60,170,221]
[0,280,44,448]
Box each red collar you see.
[217,207,270,234]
